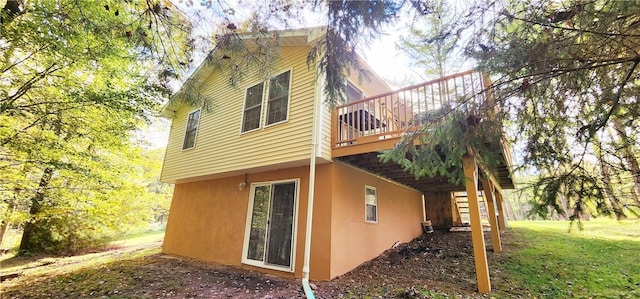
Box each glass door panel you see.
[244,181,297,270]
[247,185,270,261]
[265,182,295,267]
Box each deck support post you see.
[480,178,502,253]
[495,191,508,231]
[462,154,491,294]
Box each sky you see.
[361,29,421,87]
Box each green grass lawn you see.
[493,219,640,298]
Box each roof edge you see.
[159,26,329,118]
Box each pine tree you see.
[463,0,640,218]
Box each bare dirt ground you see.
[1,230,506,298]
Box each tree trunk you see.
[0,220,8,247]
[613,119,640,208]
[558,193,569,220]
[504,196,518,220]
[19,167,54,252]
[0,198,16,246]
[601,163,627,219]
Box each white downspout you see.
[422,194,427,223]
[302,74,322,299]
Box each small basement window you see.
[365,186,378,223]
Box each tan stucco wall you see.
[162,175,247,264]
[162,165,335,280]
[329,162,424,279]
[163,162,424,281]
[308,163,333,280]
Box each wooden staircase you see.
[452,191,489,226]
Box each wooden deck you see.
[331,70,514,192]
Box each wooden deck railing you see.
[332,70,491,149]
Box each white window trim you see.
[365,185,378,223]
[241,178,300,272]
[239,69,293,134]
[346,80,365,103]
[264,69,293,128]
[239,80,266,134]
[182,108,201,150]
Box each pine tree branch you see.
[579,58,640,138]
[502,12,640,38]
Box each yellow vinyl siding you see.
[161,46,318,183]
[319,101,333,160]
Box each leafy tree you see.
[377,1,510,194]
[1,0,190,253]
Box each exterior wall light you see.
[239,173,248,190]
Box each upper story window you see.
[266,71,291,126]
[241,70,292,133]
[365,185,378,223]
[242,83,264,132]
[347,81,363,103]
[183,109,201,150]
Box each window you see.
[242,83,264,132]
[347,82,363,103]
[240,70,291,133]
[365,186,378,223]
[182,109,201,149]
[243,180,298,271]
[266,71,291,126]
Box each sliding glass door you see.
[243,180,298,270]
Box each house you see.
[160,27,514,293]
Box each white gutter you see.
[302,72,322,299]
